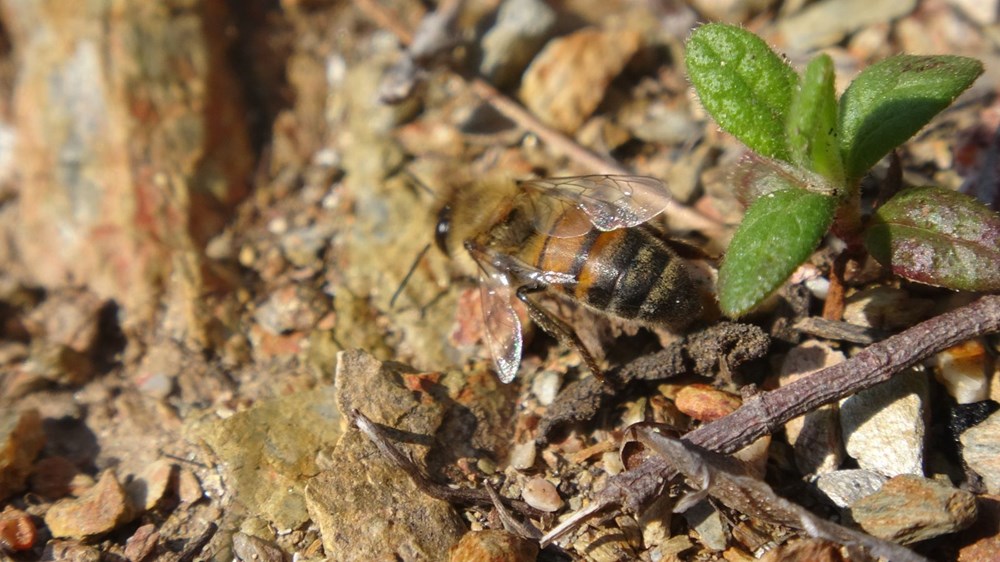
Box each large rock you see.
[0,0,253,340]
[305,351,465,561]
[188,385,343,531]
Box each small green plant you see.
[685,23,1000,316]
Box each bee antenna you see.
[402,169,437,198]
[390,243,432,310]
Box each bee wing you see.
[522,175,672,237]
[478,268,523,383]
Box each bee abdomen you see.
[580,229,698,327]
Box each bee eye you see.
[435,205,452,255]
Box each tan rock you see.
[520,28,641,134]
[934,339,990,404]
[187,385,341,530]
[123,524,159,562]
[2,0,253,339]
[0,409,44,501]
[674,384,741,422]
[127,459,176,511]
[45,469,135,539]
[177,468,203,505]
[449,530,538,562]
[41,539,101,562]
[305,350,464,560]
[849,474,976,544]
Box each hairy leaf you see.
[720,189,836,316]
[840,55,983,182]
[865,187,1000,291]
[787,54,843,184]
[686,23,798,161]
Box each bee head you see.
[434,204,452,256]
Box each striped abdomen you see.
[517,226,700,328]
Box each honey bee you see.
[435,175,702,383]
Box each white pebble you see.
[522,477,563,512]
[509,441,536,471]
[934,340,989,404]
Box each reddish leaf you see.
[865,187,1000,291]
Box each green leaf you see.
[839,55,983,182]
[719,189,837,316]
[786,54,843,184]
[686,23,798,161]
[864,186,1000,291]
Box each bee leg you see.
[515,285,606,382]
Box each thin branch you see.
[552,294,1000,537]
[687,294,1000,454]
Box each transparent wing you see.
[478,268,523,383]
[521,175,673,237]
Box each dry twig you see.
[548,294,1000,541]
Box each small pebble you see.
[674,384,741,422]
[842,287,932,330]
[520,27,641,134]
[759,538,849,562]
[840,369,927,477]
[45,469,135,539]
[232,532,288,562]
[478,0,555,88]
[955,494,1000,561]
[0,408,45,501]
[123,524,159,562]
[849,474,976,544]
[960,409,1000,494]
[508,441,536,471]
[685,500,727,551]
[24,289,105,354]
[521,477,563,512]
[0,506,36,551]
[949,0,999,25]
[127,459,176,511]
[42,539,101,562]
[531,370,561,406]
[813,469,887,508]
[448,529,538,562]
[776,0,918,54]
[934,340,990,404]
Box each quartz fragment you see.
[840,370,928,477]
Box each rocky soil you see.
[0,1,999,561]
